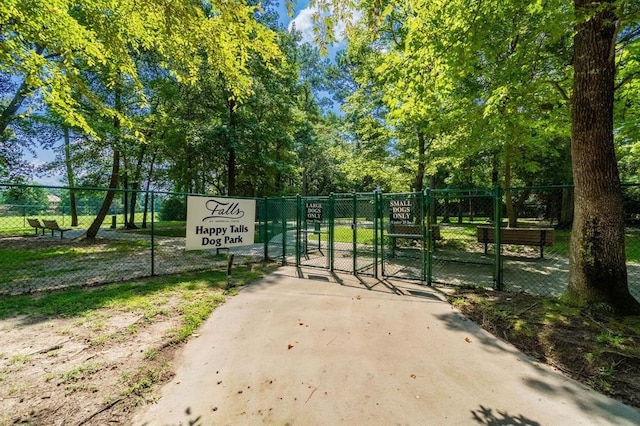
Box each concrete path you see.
[133,266,640,425]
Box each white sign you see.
[185,196,256,250]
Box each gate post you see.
[352,192,357,275]
[263,197,269,262]
[296,195,301,267]
[151,191,155,276]
[493,186,503,290]
[329,193,335,272]
[380,193,386,277]
[374,191,380,279]
[425,189,432,286]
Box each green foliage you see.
[158,197,186,222]
[0,0,283,138]
[1,184,48,207]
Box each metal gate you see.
[295,194,380,276]
[379,192,428,281]
[297,196,331,270]
[288,190,501,288]
[429,189,499,288]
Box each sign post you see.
[185,197,256,251]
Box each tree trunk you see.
[0,46,44,138]
[86,149,119,239]
[86,86,122,239]
[122,156,129,228]
[0,80,30,139]
[127,146,145,229]
[559,187,574,229]
[142,147,158,229]
[63,127,78,227]
[569,0,640,314]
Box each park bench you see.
[27,218,46,235]
[42,219,72,238]
[477,226,554,258]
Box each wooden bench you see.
[477,226,554,258]
[27,218,46,235]
[42,219,72,238]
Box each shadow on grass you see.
[0,266,269,323]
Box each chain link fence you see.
[0,184,272,295]
[1,183,639,301]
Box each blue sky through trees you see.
[30,1,345,186]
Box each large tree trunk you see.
[63,127,78,227]
[569,0,640,314]
[559,187,574,229]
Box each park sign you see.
[185,196,255,250]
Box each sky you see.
[31,1,346,186]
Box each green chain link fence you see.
[1,183,639,301]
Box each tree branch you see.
[548,80,570,102]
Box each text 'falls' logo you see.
[203,199,245,221]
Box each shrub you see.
[159,197,186,221]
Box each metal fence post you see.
[493,186,503,290]
[296,195,302,267]
[352,192,358,275]
[151,191,155,276]
[329,193,335,272]
[425,189,433,286]
[374,191,379,279]
[380,193,386,277]
[263,197,269,261]
[281,197,287,266]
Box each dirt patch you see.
[449,290,640,409]
[0,307,182,425]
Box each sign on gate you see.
[389,199,413,224]
[185,196,255,250]
[305,202,323,223]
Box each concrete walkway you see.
[133,266,640,425]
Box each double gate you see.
[272,190,500,288]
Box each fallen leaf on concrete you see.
[410,374,416,379]
[465,337,472,343]
[288,344,294,350]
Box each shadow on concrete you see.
[470,404,541,425]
